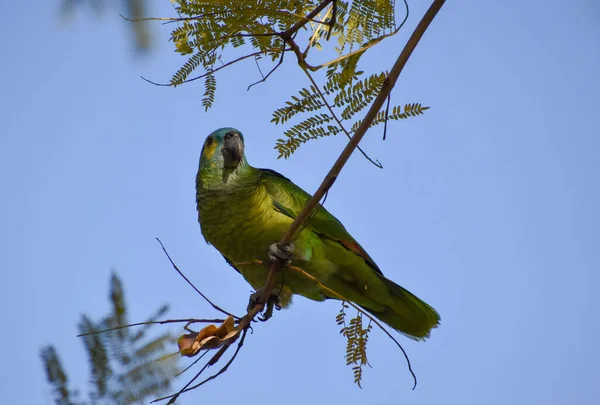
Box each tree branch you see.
[237,0,446,335]
[141,49,287,87]
[281,0,335,40]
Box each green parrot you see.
[196,127,440,340]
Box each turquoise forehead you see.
[209,127,244,141]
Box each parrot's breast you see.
[197,182,291,264]
[196,169,331,303]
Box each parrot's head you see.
[198,127,250,186]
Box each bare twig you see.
[326,0,337,40]
[283,264,418,389]
[153,329,248,404]
[119,9,327,26]
[142,49,287,87]
[247,43,287,90]
[178,329,247,393]
[156,355,211,404]
[156,238,238,319]
[76,318,227,337]
[383,94,391,140]
[175,350,211,378]
[140,0,332,91]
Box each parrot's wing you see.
[259,169,382,275]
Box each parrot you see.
[196,127,440,340]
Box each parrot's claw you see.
[247,289,282,322]
[268,242,295,266]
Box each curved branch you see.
[141,49,288,87]
[247,42,287,90]
[120,9,328,26]
[76,318,228,337]
[157,238,238,319]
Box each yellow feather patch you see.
[203,141,217,161]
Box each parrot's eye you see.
[224,132,236,140]
[205,137,214,146]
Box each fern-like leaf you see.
[337,302,373,388]
[351,102,430,132]
[202,74,217,111]
[162,0,422,158]
[171,52,204,87]
[275,121,340,159]
[271,85,324,125]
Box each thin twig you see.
[253,56,265,82]
[182,329,247,391]
[307,0,409,71]
[247,42,287,90]
[139,77,171,87]
[140,1,331,90]
[383,94,391,140]
[76,318,227,337]
[153,329,248,403]
[160,343,237,404]
[156,238,238,319]
[142,49,285,87]
[175,350,211,378]
[120,9,326,25]
[281,0,334,40]
[399,0,410,32]
[283,264,418,389]
[285,35,383,167]
[304,4,334,56]
[157,356,211,404]
[326,0,337,40]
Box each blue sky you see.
[1,1,599,404]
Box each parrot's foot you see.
[247,288,282,322]
[268,242,295,267]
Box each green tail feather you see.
[361,275,440,340]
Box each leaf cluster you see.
[336,301,373,388]
[273,72,430,159]
[159,1,428,159]
[41,273,181,405]
[169,0,311,88]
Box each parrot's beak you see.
[222,133,244,168]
